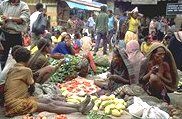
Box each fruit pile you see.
[22,114,67,119]
[57,78,100,96]
[92,95,127,117]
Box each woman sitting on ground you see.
[139,43,179,103]
[4,47,92,117]
[51,34,75,59]
[126,40,145,84]
[95,48,135,92]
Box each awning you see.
[66,1,87,9]
[65,0,105,11]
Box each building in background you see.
[22,0,57,27]
[57,0,106,26]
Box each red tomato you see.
[76,88,81,92]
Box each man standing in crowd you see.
[0,0,30,70]
[107,10,116,51]
[94,5,108,55]
[87,12,95,39]
[30,3,44,50]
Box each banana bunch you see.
[92,95,127,117]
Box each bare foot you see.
[78,95,91,112]
[81,100,94,115]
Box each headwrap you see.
[118,48,136,84]
[140,42,179,92]
[126,40,145,84]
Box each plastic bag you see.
[127,96,150,117]
[142,106,169,119]
[32,13,47,35]
[0,54,16,81]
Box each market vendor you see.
[126,40,145,84]
[28,38,55,84]
[51,34,75,59]
[4,47,93,117]
[95,48,135,92]
[139,43,179,103]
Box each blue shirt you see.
[108,16,114,31]
[52,42,71,55]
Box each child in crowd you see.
[80,32,93,53]
[73,33,82,54]
[51,30,62,45]
[4,47,93,117]
[0,45,22,81]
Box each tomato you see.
[89,88,94,91]
[76,88,81,92]
[55,114,67,119]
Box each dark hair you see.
[74,33,81,39]
[37,38,50,50]
[113,48,120,57]
[54,30,61,35]
[123,12,127,16]
[36,3,43,11]
[61,27,67,32]
[61,34,71,42]
[43,33,52,42]
[11,45,22,58]
[83,32,88,36]
[108,10,113,14]
[14,47,31,63]
[144,36,150,42]
[152,35,158,40]
[100,6,107,12]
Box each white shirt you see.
[87,17,95,27]
[30,11,41,32]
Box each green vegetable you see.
[87,111,110,119]
[94,56,110,67]
[49,55,81,83]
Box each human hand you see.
[151,65,159,74]
[1,15,8,21]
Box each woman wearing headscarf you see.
[139,43,179,103]
[124,7,143,44]
[126,40,145,84]
[94,48,135,92]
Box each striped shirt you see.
[0,0,30,34]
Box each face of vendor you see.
[112,52,123,65]
[45,42,52,54]
[64,35,72,47]
[153,47,166,64]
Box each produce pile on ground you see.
[91,55,110,75]
[22,113,67,119]
[57,78,100,96]
[48,55,81,83]
[48,55,110,82]
[92,95,127,117]
[64,94,127,118]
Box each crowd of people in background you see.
[0,1,182,117]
